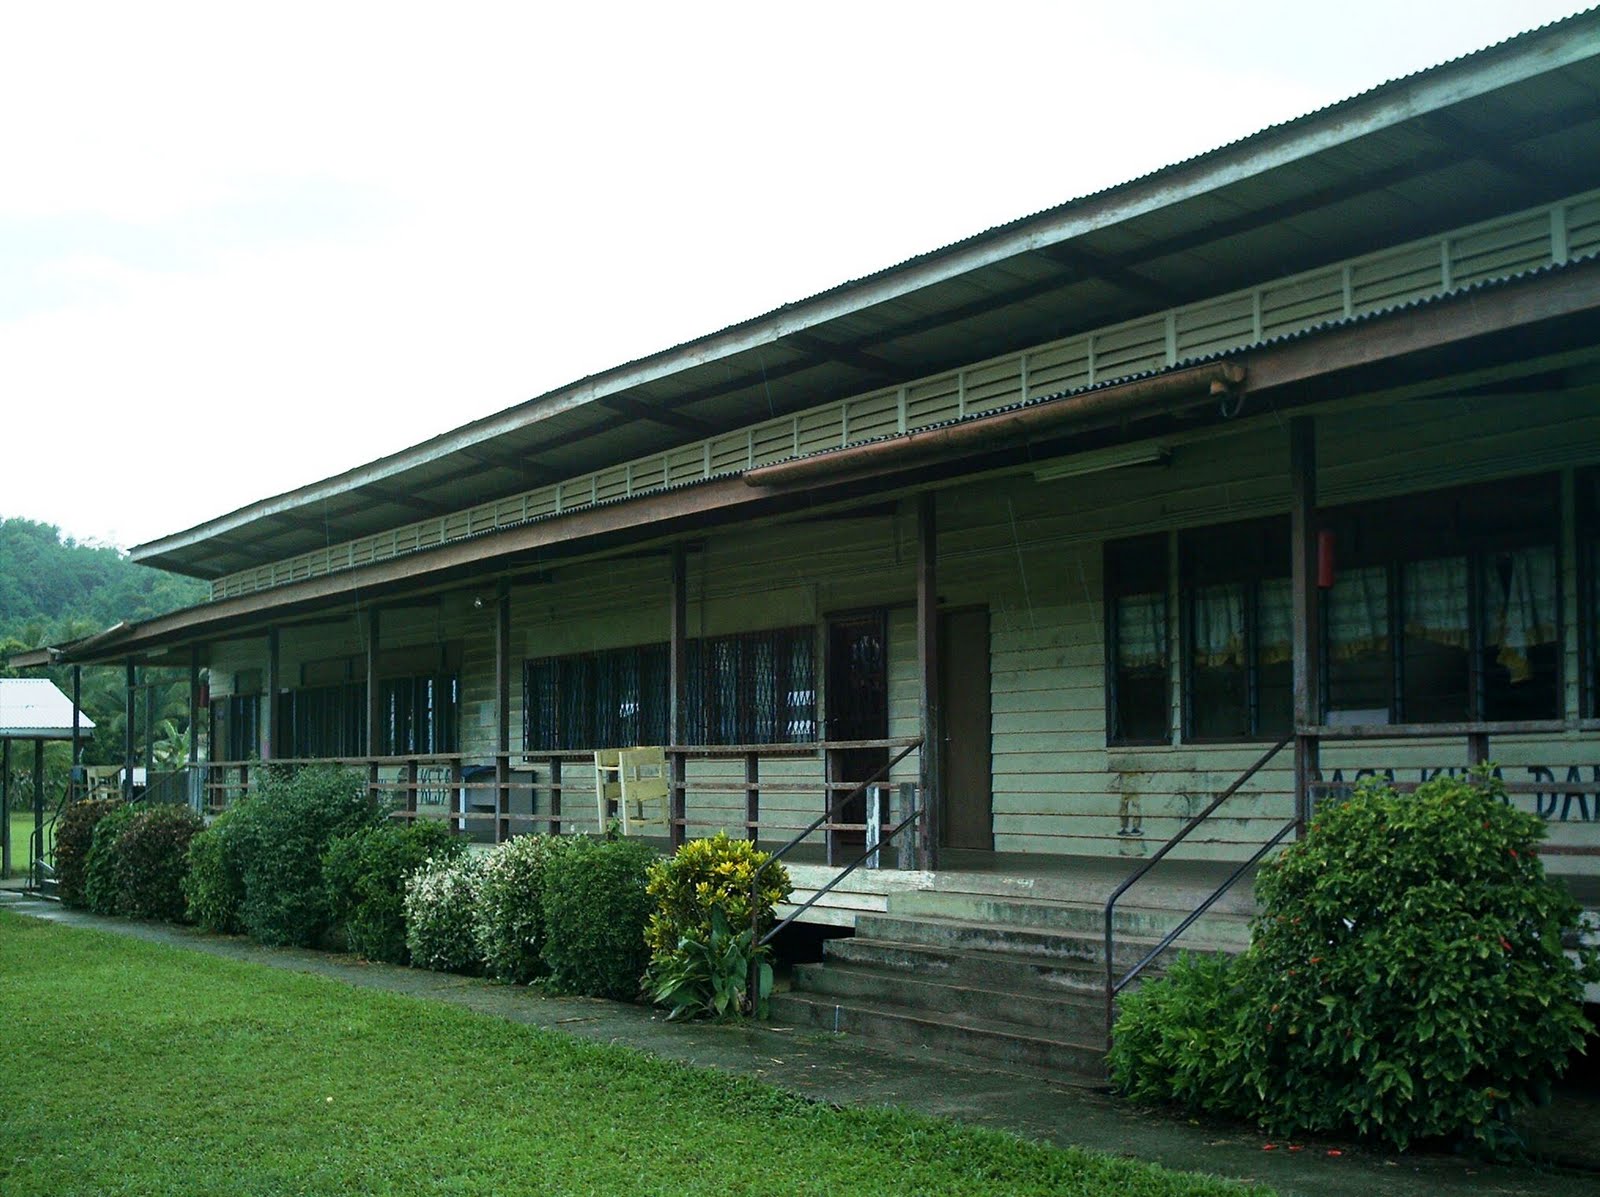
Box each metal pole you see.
[366,608,382,804]
[188,646,201,765]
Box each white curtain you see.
[1403,557,1468,649]
[1258,576,1293,667]
[1192,583,1245,668]
[1487,545,1557,684]
[1117,592,1167,670]
[1328,566,1388,661]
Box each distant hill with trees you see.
[1,517,209,778]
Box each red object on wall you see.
[1317,530,1336,589]
[197,683,210,708]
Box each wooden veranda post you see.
[1290,417,1321,834]
[917,493,941,869]
[495,580,512,842]
[187,648,200,766]
[33,739,44,886]
[668,546,688,849]
[1,740,9,878]
[365,609,382,804]
[263,629,280,762]
[72,665,83,803]
[123,659,136,802]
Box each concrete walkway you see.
[2,888,1595,1197]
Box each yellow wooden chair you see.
[618,746,670,836]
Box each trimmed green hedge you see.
[325,820,462,964]
[541,836,655,999]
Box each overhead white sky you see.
[1,1,1587,551]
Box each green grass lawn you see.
[0,912,1267,1197]
[4,810,44,877]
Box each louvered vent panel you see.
[1176,294,1253,358]
[594,466,630,503]
[467,505,495,535]
[555,480,588,510]
[1093,317,1167,378]
[708,433,750,473]
[1450,214,1550,288]
[751,419,795,466]
[394,527,419,554]
[1568,197,1600,259]
[845,391,900,441]
[526,487,559,518]
[629,457,666,492]
[1025,338,1091,397]
[666,446,705,483]
[494,497,524,525]
[443,511,472,540]
[1350,244,1437,312]
[796,407,845,454]
[905,376,961,428]
[964,360,1023,414]
[1260,269,1344,337]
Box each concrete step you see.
[884,889,1253,950]
[823,934,1111,996]
[792,959,1104,1040]
[852,912,1219,970]
[768,991,1106,1081]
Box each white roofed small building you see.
[0,678,92,884]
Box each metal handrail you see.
[1101,732,1293,1050]
[746,737,924,1007]
[28,779,76,891]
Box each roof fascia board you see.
[63,255,1600,667]
[127,16,1600,566]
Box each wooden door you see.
[939,607,993,851]
[826,612,888,862]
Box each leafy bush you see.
[648,907,770,1020]
[184,806,248,934]
[541,835,655,1000]
[1110,771,1600,1153]
[404,853,485,973]
[475,834,560,983]
[108,804,205,921]
[1106,952,1252,1117]
[325,820,462,964]
[232,765,380,948]
[644,832,791,1018]
[53,797,125,907]
[82,804,140,916]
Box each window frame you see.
[1104,533,1172,747]
[1178,516,1293,744]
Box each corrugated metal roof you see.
[133,8,1600,579]
[0,678,94,740]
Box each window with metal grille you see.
[276,683,367,758]
[524,627,816,751]
[684,626,816,746]
[210,692,261,762]
[525,643,670,752]
[379,674,459,755]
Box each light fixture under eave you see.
[1032,444,1171,483]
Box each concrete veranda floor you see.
[2,885,1597,1197]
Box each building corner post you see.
[1289,416,1321,835]
[495,579,512,842]
[668,546,688,850]
[917,493,941,870]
